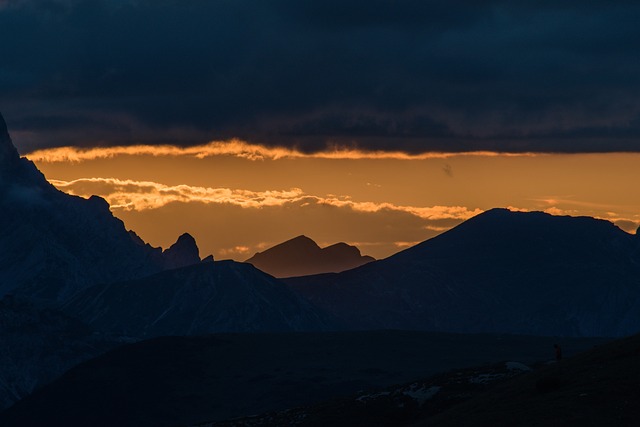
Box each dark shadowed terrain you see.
[0,331,607,427]
[421,332,640,427]
[0,297,118,411]
[63,261,336,339]
[194,332,639,427]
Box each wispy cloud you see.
[27,141,542,163]
[49,177,482,222]
[49,177,307,211]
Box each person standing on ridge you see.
[554,344,562,361]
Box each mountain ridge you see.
[246,235,374,278]
[286,208,640,337]
[0,112,202,303]
[63,260,336,339]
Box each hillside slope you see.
[287,209,640,337]
[63,261,335,338]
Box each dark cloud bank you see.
[2,0,640,152]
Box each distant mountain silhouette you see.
[246,235,374,278]
[0,112,202,303]
[63,261,335,338]
[287,209,640,337]
[161,232,202,269]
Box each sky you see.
[2,1,640,259]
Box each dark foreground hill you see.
[197,333,639,427]
[63,261,335,339]
[287,209,640,337]
[420,332,640,427]
[0,297,118,411]
[246,235,374,278]
[0,331,607,427]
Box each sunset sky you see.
[3,1,640,260]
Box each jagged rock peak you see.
[163,233,201,270]
[174,232,197,247]
[0,112,20,166]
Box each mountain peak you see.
[246,236,374,278]
[162,233,201,270]
[0,112,20,168]
[287,235,320,248]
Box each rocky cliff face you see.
[0,114,20,171]
[162,233,201,270]
[0,112,200,304]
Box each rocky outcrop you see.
[162,233,201,270]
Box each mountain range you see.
[2,109,640,424]
[0,111,336,413]
[286,208,640,337]
[245,235,374,278]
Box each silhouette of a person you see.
[554,344,562,361]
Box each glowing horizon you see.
[28,147,640,261]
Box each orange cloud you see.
[49,178,306,211]
[27,140,542,163]
[49,177,482,222]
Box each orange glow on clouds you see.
[28,146,640,260]
[50,177,482,222]
[27,140,542,163]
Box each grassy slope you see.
[421,333,640,427]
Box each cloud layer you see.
[3,1,640,152]
[51,176,481,222]
[49,176,639,260]
[27,141,540,162]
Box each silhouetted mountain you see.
[246,235,374,278]
[63,261,334,338]
[0,114,20,170]
[0,331,606,427]
[0,112,201,303]
[162,232,201,269]
[287,209,640,337]
[0,296,117,411]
